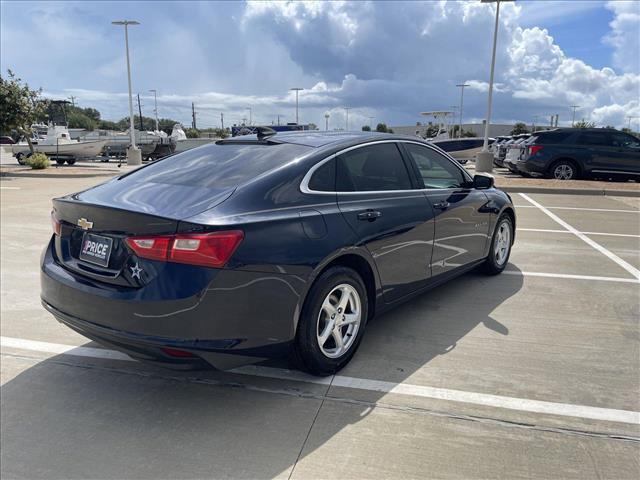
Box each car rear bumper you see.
[40,239,304,369]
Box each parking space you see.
[1,175,639,479]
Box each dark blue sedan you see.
[41,130,515,375]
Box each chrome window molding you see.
[300,139,474,195]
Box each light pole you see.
[476,0,513,173]
[344,107,352,131]
[449,106,458,137]
[626,115,638,131]
[324,112,330,131]
[570,105,580,127]
[290,87,303,125]
[456,83,469,139]
[149,89,159,132]
[368,116,374,130]
[246,107,252,126]
[112,20,141,165]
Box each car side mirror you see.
[473,174,494,189]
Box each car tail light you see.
[529,145,544,156]
[51,212,61,236]
[125,230,244,268]
[161,347,196,358]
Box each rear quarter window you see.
[535,132,573,144]
[121,143,312,189]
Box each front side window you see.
[336,143,412,192]
[404,143,466,189]
[610,133,640,149]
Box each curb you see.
[0,171,121,179]
[499,186,640,197]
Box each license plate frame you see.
[79,233,113,267]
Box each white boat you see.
[430,137,494,163]
[12,125,108,164]
[80,129,162,160]
[170,124,218,153]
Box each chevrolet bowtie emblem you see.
[77,218,93,230]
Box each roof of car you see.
[219,131,428,149]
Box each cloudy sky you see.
[1,1,639,130]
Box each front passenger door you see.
[403,143,491,278]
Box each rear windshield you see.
[120,143,312,189]
[534,132,573,144]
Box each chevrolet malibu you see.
[41,130,515,375]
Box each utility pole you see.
[277,114,281,126]
[149,89,159,131]
[570,105,580,127]
[192,102,197,129]
[112,20,141,164]
[137,93,143,131]
[368,116,374,130]
[456,83,469,139]
[344,107,352,131]
[290,87,303,125]
[325,113,330,131]
[554,114,559,128]
[627,116,639,131]
[68,95,76,107]
[220,113,224,130]
[246,107,252,126]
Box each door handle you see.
[432,200,450,210]
[357,210,382,221]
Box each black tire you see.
[66,158,76,165]
[55,159,65,165]
[293,266,368,376]
[482,213,513,275]
[15,153,26,165]
[548,159,579,180]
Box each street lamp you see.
[290,87,303,125]
[570,105,580,127]
[324,112,330,131]
[344,107,352,131]
[627,116,639,131]
[112,20,141,165]
[456,83,469,139]
[368,116,374,130]
[246,107,252,126]
[149,89,159,132]
[476,0,514,173]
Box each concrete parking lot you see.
[1,174,639,479]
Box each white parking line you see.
[505,270,640,284]
[519,193,640,280]
[0,186,20,190]
[517,205,639,214]
[2,336,638,424]
[518,228,640,239]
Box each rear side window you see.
[577,132,610,146]
[336,143,412,192]
[121,143,311,189]
[535,132,573,144]
[404,143,466,189]
[308,158,336,191]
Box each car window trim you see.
[300,139,473,195]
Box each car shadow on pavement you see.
[1,266,524,479]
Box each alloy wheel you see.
[553,164,574,180]
[494,220,511,266]
[317,284,362,359]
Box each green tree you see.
[361,125,371,131]
[376,122,392,133]
[510,122,529,135]
[0,70,48,153]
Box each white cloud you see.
[603,0,640,73]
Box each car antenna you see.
[256,126,277,141]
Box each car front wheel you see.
[293,266,368,376]
[483,214,513,275]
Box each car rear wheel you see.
[549,160,578,180]
[293,266,368,376]
[15,152,26,165]
[55,159,65,165]
[483,214,513,275]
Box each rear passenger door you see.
[402,143,491,278]
[335,142,436,303]
[607,132,640,175]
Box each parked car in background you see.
[491,136,511,166]
[430,137,494,164]
[503,134,531,173]
[0,136,16,145]
[41,131,516,376]
[517,128,640,180]
[494,136,517,167]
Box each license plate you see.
[79,233,113,267]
